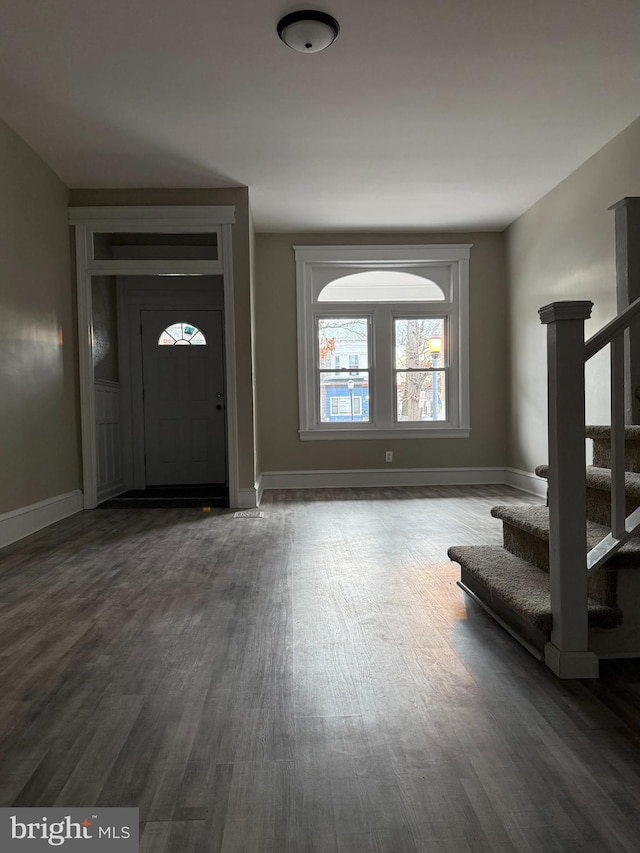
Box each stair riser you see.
[591,439,640,473]
[502,521,618,607]
[585,488,640,527]
[503,523,549,572]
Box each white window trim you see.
[295,244,471,440]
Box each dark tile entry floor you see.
[99,484,229,508]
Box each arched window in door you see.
[158,322,207,346]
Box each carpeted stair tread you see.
[534,465,640,497]
[490,504,640,562]
[448,545,623,631]
[586,425,640,440]
[491,504,550,541]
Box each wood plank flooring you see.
[1,485,640,851]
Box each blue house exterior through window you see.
[318,317,370,423]
[321,378,369,422]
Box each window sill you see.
[299,427,471,441]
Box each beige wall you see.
[0,118,79,514]
[68,187,257,492]
[255,232,508,473]
[506,116,640,474]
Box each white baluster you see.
[611,333,626,539]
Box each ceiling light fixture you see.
[277,10,340,53]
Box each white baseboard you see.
[259,467,507,491]
[504,467,548,498]
[236,486,260,509]
[0,490,83,550]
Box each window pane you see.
[396,371,446,422]
[318,318,369,370]
[318,271,446,302]
[395,318,444,369]
[158,323,207,346]
[93,232,218,261]
[320,372,370,423]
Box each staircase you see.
[448,425,640,663]
[449,200,640,678]
[445,280,640,678]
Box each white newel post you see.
[539,301,599,679]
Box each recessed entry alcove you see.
[69,206,239,509]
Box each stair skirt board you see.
[457,573,637,663]
[457,575,546,660]
[589,567,640,657]
[589,629,640,659]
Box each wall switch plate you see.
[385,451,393,462]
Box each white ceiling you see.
[0,0,639,231]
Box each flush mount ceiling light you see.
[277,10,340,53]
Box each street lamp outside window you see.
[347,379,355,420]
[428,337,441,420]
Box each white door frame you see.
[69,205,240,508]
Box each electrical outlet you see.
[385,451,393,462]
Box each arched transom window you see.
[318,270,445,302]
[158,322,207,346]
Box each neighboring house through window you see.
[295,244,471,439]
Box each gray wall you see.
[506,116,640,474]
[255,232,508,473]
[0,118,80,514]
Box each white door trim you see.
[69,206,239,508]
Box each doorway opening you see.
[70,206,239,509]
[94,276,229,505]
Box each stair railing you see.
[539,296,640,678]
[584,295,640,567]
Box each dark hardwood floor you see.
[1,485,640,851]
